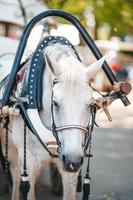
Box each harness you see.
[18,36,80,109]
[0,35,96,158]
[17,35,97,158]
[0,35,98,199]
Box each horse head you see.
[42,44,107,172]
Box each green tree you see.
[44,0,88,25]
[89,0,133,38]
[44,0,133,38]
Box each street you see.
[89,91,133,200]
[90,127,133,200]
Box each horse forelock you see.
[60,57,88,89]
[46,43,89,89]
[45,43,76,62]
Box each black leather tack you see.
[26,36,80,109]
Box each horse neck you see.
[40,64,53,129]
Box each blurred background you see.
[0,0,133,200]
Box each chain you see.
[23,123,27,176]
[86,135,92,179]
[20,123,30,200]
[82,128,93,200]
[4,126,9,193]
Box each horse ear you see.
[45,53,60,75]
[86,55,107,80]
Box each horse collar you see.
[26,36,80,109]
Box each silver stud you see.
[30,102,33,105]
[61,37,63,40]
[41,44,44,47]
[32,69,35,72]
[44,40,47,43]
[65,41,68,43]
[31,74,34,77]
[30,85,33,88]
[49,37,52,40]
[36,54,39,56]
[35,58,37,61]
[38,49,41,52]
[30,96,33,99]
[30,91,33,94]
[30,79,33,82]
[33,64,36,66]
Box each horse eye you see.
[86,104,91,110]
[52,101,59,108]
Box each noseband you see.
[55,125,89,133]
[51,79,97,154]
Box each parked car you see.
[95,39,133,81]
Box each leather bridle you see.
[51,79,97,155]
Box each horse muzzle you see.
[62,154,83,172]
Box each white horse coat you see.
[0,42,106,200]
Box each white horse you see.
[0,42,106,200]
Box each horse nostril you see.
[62,155,84,170]
[80,156,84,165]
[72,157,83,169]
[62,155,66,162]
[62,155,70,168]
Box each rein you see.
[19,101,58,158]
